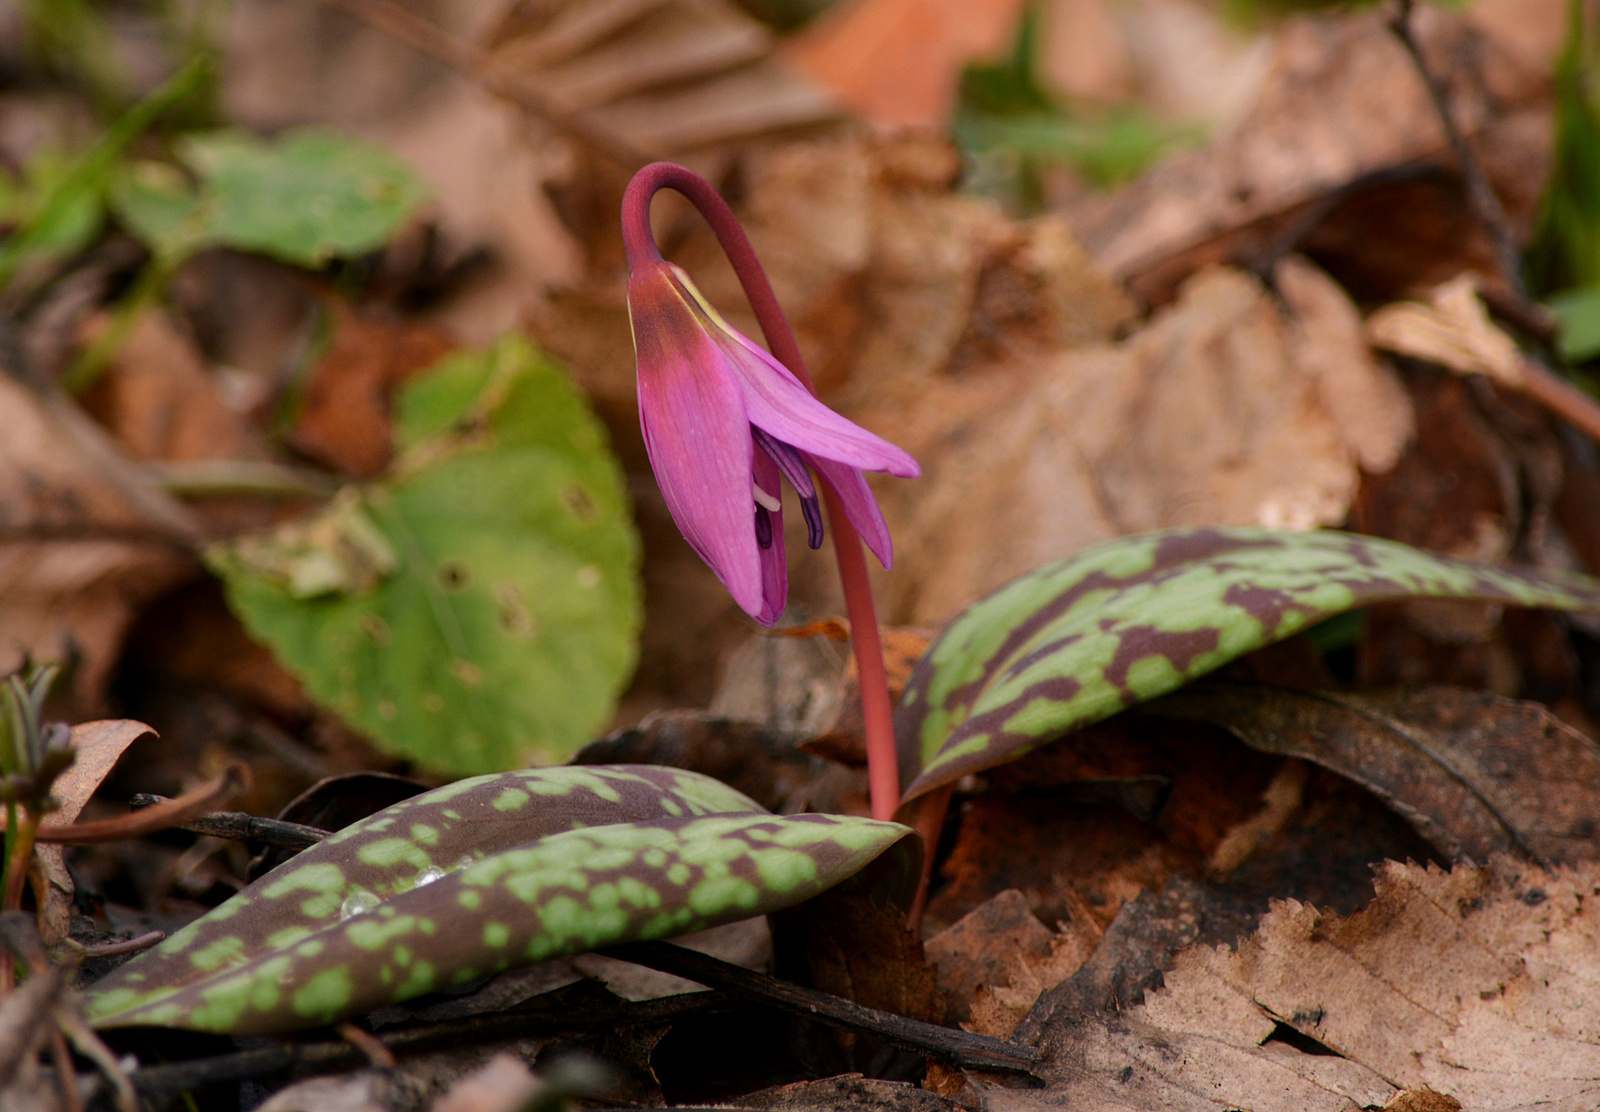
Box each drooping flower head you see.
[623,167,919,626]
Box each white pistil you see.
[753,485,781,513]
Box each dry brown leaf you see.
[1152,683,1600,867]
[288,307,456,477]
[783,0,1025,128]
[1064,8,1553,301]
[924,888,1093,1036]
[865,260,1409,623]
[1367,274,1525,388]
[81,311,266,465]
[35,719,156,942]
[429,1054,541,1112]
[1276,255,1415,473]
[0,370,199,710]
[999,857,1600,1111]
[485,0,840,159]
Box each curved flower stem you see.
[623,163,902,822]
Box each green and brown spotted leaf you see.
[86,811,914,1034]
[897,528,1600,801]
[85,765,762,1018]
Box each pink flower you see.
[628,260,919,625]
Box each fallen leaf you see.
[1367,274,1525,389]
[1063,8,1552,300]
[1275,255,1415,474]
[1150,682,1600,866]
[429,1054,541,1112]
[0,370,199,710]
[993,856,1600,1110]
[783,0,1025,128]
[35,718,157,943]
[80,310,266,465]
[288,306,456,478]
[860,262,1407,625]
[924,888,1091,1035]
[485,0,841,160]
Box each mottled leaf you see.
[898,528,1600,800]
[1148,682,1600,866]
[113,127,429,265]
[86,764,761,1020]
[209,336,641,774]
[86,807,913,1034]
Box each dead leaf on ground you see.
[81,311,267,466]
[288,305,455,477]
[0,368,200,711]
[485,0,843,161]
[35,719,156,943]
[1006,858,1600,1111]
[428,1054,541,1112]
[1064,7,1555,304]
[853,258,1412,624]
[924,888,1093,1034]
[783,0,1025,128]
[1150,682,1600,867]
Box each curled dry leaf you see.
[35,719,156,944]
[1149,682,1600,866]
[1366,274,1525,388]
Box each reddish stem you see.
[623,163,902,821]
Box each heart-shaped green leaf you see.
[898,528,1600,801]
[86,808,913,1034]
[209,336,642,775]
[84,765,762,1024]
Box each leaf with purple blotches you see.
[897,528,1600,801]
[85,768,914,1034]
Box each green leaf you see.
[897,528,1600,801]
[109,125,428,266]
[107,159,206,259]
[208,336,641,775]
[0,54,209,289]
[1547,283,1600,362]
[83,764,765,1030]
[84,781,913,1034]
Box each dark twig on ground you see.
[129,982,723,1093]
[128,795,327,851]
[1387,0,1528,301]
[605,941,1039,1073]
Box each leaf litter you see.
[9,0,1600,1108]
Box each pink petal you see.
[631,270,766,620]
[722,333,920,478]
[808,454,895,569]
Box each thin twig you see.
[605,941,1039,1073]
[49,1026,83,1112]
[128,795,327,851]
[36,768,247,844]
[56,1007,137,1112]
[336,1022,397,1069]
[69,930,166,959]
[129,985,722,1093]
[1388,0,1528,300]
